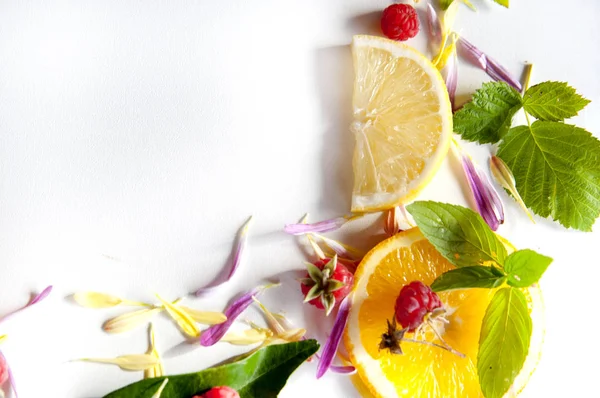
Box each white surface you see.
[0,0,599,397]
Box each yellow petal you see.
[435,34,457,71]
[221,328,272,345]
[80,354,159,371]
[178,306,227,325]
[145,324,164,379]
[151,378,169,398]
[252,297,285,335]
[155,295,200,338]
[278,328,306,342]
[461,0,477,11]
[73,292,124,308]
[306,234,326,260]
[433,1,459,66]
[0,334,7,344]
[490,155,536,223]
[103,308,162,334]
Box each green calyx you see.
[301,255,345,316]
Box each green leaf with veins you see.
[406,201,507,268]
[454,82,522,144]
[478,288,531,398]
[523,81,590,121]
[104,340,319,398]
[497,121,600,231]
[504,249,553,288]
[431,266,506,292]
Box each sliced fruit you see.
[350,35,453,212]
[344,228,544,398]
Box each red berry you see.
[194,386,240,398]
[394,281,442,331]
[380,4,420,41]
[0,353,8,385]
[300,257,354,315]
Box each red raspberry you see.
[194,386,240,398]
[380,4,420,41]
[0,353,8,385]
[300,256,354,315]
[394,281,442,331]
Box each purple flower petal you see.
[199,285,273,346]
[456,36,522,91]
[458,149,505,231]
[284,215,355,235]
[330,365,356,375]
[443,43,459,111]
[194,217,252,297]
[311,233,363,261]
[426,3,442,46]
[0,350,17,398]
[0,286,53,325]
[316,295,352,379]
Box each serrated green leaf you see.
[454,82,523,144]
[440,0,455,10]
[523,82,591,121]
[504,249,552,288]
[478,288,531,398]
[406,201,507,268]
[104,340,319,398]
[431,266,506,292]
[497,121,600,231]
[491,0,509,7]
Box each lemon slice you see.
[350,35,452,212]
[344,228,544,397]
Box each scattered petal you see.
[0,335,6,345]
[456,36,522,91]
[317,295,352,379]
[384,207,400,237]
[310,234,364,260]
[426,3,441,47]
[330,365,357,375]
[199,284,277,346]
[151,378,169,398]
[454,142,505,230]
[433,1,459,66]
[490,155,535,223]
[284,215,359,235]
[521,63,533,94]
[0,286,52,325]
[177,307,227,325]
[79,354,159,371]
[252,297,285,335]
[73,292,147,308]
[0,350,17,398]
[103,307,164,334]
[277,328,306,342]
[306,234,327,260]
[221,328,272,345]
[442,34,459,110]
[144,324,164,379]
[194,216,253,297]
[155,295,200,338]
[461,0,477,11]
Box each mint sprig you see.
[478,288,531,398]
[406,201,507,267]
[454,80,598,231]
[407,201,552,398]
[504,249,552,288]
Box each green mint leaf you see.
[504,249,552,288]
[406,201,507,267]
[104,340,319,398]
[454,82,522,144]
[523,81,591,122]
[492,0,509,7]
[431,266,506,292]
[440,0,455,10]
[497,121,600,231]
[478,288,532,398]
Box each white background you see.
[0,0,599,397]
